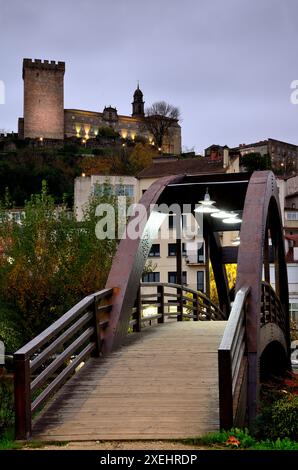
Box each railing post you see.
[133,286,142,332]
[92,297,102,357]
[177,286,183,321]
[218,349,233,430]
[14,354,32,439]
[157,284,165,323]
[193,292,199,321]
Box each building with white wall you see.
[74,153,239,295]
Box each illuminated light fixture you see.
[211,210,232,219]
[122,143,126,147]
[81,172,86,178]
[194,188,219,214]
[158,147,162,152]
[223,212,242,224]
[82,139,86,144]
[231,236,240,246]
[39,136,43,142]
[152,141,155,146]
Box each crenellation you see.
[22,58,65,76]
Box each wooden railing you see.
[261,281,287,334]
[14,288,113,439]
[218,287,249,429]
[130,282,226,331]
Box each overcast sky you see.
[0,0,298,154]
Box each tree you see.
[241,152,271,172]
[0,182,118,341]
[210,263,237,306]
[145,101,180,149]
[128,143,157,174]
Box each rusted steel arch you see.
[236,171,290,424]
[103,174,184,353]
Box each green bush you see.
[0,182,118,341]
[253,438,298,450]
[199,427,255,448]
[271,395,298,440]
[0,377,14,437]
[0,301,23,354]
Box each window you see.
[168,243,176,256]
[290,303,298,324]
[286,211,298,221]
[115,184,134,197]
[197,243,204,263]
[142,272,160,283]
[148,244,160,257]
[168,271,187,285]
[168,214,175,229]
[197,271,204,292]
[168,243,187,257]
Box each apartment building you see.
[74,153,239,294]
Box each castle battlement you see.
[23,58,65,78]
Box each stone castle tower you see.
[20,59,65,139]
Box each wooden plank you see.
[32,321,226,441]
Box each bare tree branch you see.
[144,101,180,149]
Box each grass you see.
[181,428,298,450]
[0,428,69,450]
[0,429,22,450]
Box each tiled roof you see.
[137,157,225,178]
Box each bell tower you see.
[132,83,145,117]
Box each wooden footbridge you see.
[14,171,291,440]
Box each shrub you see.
[0,301,23,354]
[0,182,118,341]
[253,438,298,450]
[271,394,298,440]
[0,376,14,437]
[199,427,255,448]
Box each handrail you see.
[14,287,113,439]
[141,282,225,318]
[218,286,250,429]
[261,281,287,334]
[131,282,226,331]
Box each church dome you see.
[133,84,143,100]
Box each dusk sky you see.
[0,0,298,154]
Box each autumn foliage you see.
[0,183,118,343]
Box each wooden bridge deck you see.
[32,321,226,441]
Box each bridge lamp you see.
[231,236,240,246]
[222,212,242,224]
[194,188,219,214]
[211,210,232,219]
